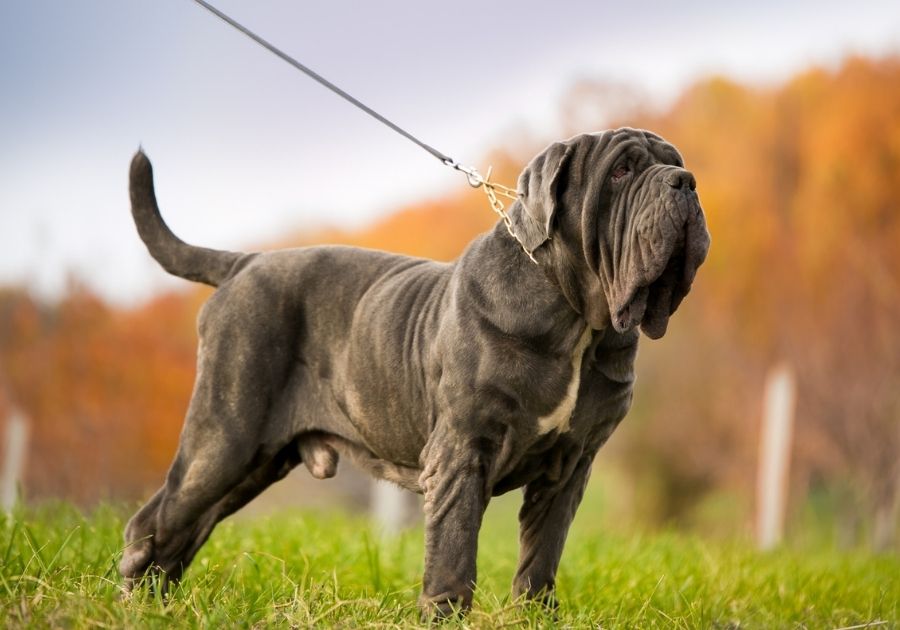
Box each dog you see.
[119,128,710,617]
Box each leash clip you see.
[443,159,484,188]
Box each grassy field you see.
[1,490,898,629]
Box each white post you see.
[756,363,796,550]
[371,480,414,537]
[2,409,29,513]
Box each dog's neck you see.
[455,221,588,350]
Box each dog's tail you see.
[129,150,250,287]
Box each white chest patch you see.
[537,327,593,435]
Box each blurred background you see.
[1,1,899,552]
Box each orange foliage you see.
[610,56,900,536]
[1,56,898,543]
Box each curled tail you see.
[129,150,251,287]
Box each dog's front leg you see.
[417,427,490,619]
[512,452,594,607]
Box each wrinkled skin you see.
[119,128,709,618]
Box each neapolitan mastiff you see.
[120,128,710,616]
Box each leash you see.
[189,0,536,263]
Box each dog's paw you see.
[119,536,153,580]
[418,592,470,622]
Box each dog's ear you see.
[508,141,576,254]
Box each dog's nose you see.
[666,169,696,191]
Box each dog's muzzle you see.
[611,168,710,339]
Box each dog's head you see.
[509,128,710,339]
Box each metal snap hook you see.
[465,171,484,188]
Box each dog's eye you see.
[611,165,630,182]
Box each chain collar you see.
[444,162,538,265]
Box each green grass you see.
[1,492,897,628]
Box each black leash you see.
[190,0,487,188]
[188,0,536,262]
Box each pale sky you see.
[2,0,898,304]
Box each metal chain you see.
[479,167,538,264]
[444,161,538,263]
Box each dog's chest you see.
[536,327,593,435]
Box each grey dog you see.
[119,128,710,616]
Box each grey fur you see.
[120,128,710,617]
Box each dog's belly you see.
[332,259,451,467]
[339,385,432,467]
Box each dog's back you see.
[130,149,460,459]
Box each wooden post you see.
[756,363,796,550]
[2,409,29,513]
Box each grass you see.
[1,490,898,628]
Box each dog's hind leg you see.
[120,487,165,589]
[120,286,296,590]
[170,441,304,575]
[119,434,261,590]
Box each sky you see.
[1,0,899,305]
